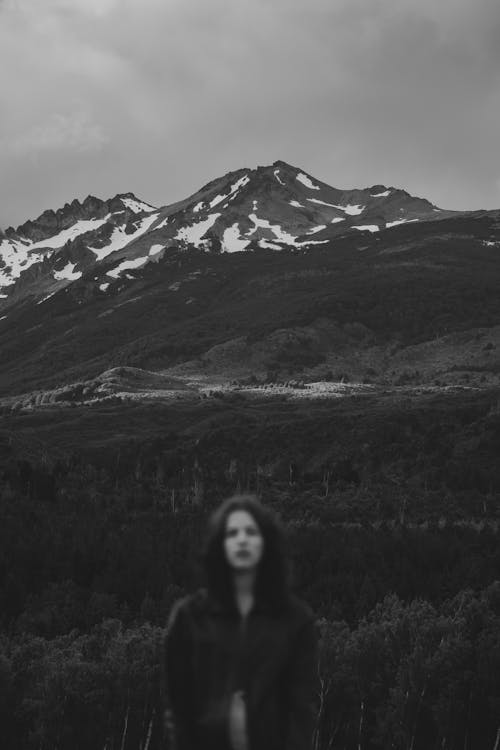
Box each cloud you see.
[7,110,108,155]
[0,0,499,227]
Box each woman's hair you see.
[202,493,291,612]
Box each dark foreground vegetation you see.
[1,386,499,749]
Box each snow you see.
[0,237,47,287]
[37,291,57,304]
[230,174,250,193]
[247,213,297,245]
[307,198,364,215]
[371,189,391,197]
[149,244,164,256]
[155,216,170,229]
[193,202,204,213]
[0,315,7,321]
[386,218,419,228]
[308,198,338,207]
[289,200,305,208]
[209,193,228,209]
[253,201,258,211]
[331,217,345,224]
[175,213,220,245]
[208,174,250,209]
[89,213,159,261]
[30,218,110,249]
[296,239,329,246]
[245,211,334,248]
[296,173,320,190]
[344,204,364,215]
[121,196,156,214]
[107,256,149,278]
[353,225,379,233]
[259,240,282,250]
[222,224,250,253]
[53,262,82,281]
[99,283,110,292]
[274,169,285,186]
[3,211,159,286]
[0,293,7,298]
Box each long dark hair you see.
[202,494,291,613]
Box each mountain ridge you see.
[0,160,460,307]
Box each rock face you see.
[0,192,158,301]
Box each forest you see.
[1,383,499,750]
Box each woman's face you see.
[223,509,264,572]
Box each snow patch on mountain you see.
[37,291,57,305]
[296,173,320,190]
[30,218,110,249]
[223,224,250,253]
[331,217,345,224]
[386,218,419,228]
[107,256,149,278]
[307,198,364,216]
[371,189,391,197]
[247,213,297,245]
[193,202,204,213]
[149,244,164,256]
[289,200,304,208]
[274,170,286,186]
[89,213,159,261]
[343,204,364,216]
[308,198,338,208]
[259,239,282,250]
[155,216,170,229]
[353,225,379,233]
[209,175,250,209]
[308,225,327,235]
[175,213,221,245]
[0,238,47,287]
[296,239,329,246]
[54,262,82,281]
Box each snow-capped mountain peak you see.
[0,162,454,307]
[0,192,159,296]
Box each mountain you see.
[1,160,500,401]
[0,192,158,305]
[0,160,453,307]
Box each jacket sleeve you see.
[163,599,195,750]
[284,614,320,750]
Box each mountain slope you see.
[1,161,500,398]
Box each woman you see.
[163,493,319,750]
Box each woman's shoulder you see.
[168,588,211,622]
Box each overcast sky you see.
[1,0,499,228]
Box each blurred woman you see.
[164,493,319,750]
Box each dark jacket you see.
[163,588,319,750]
